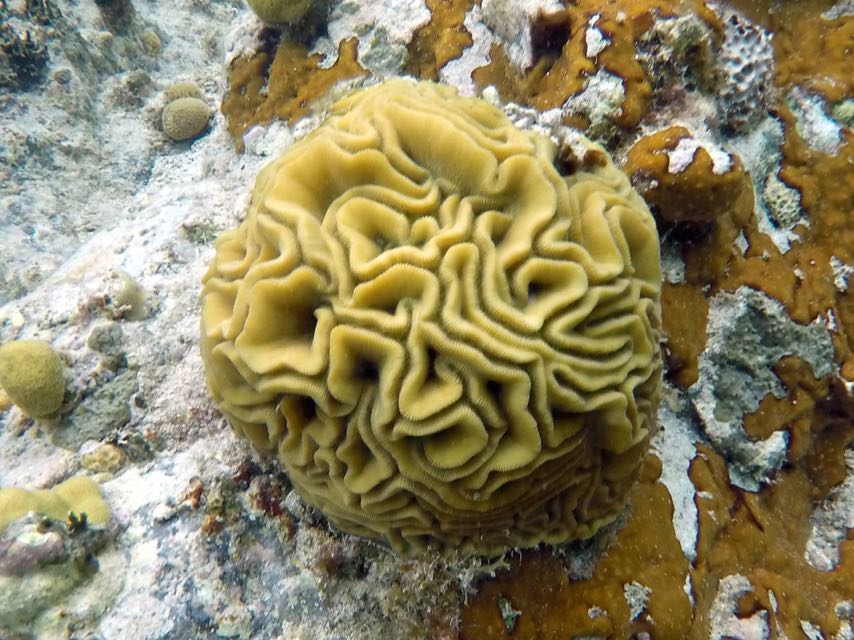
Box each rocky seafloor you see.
[1,0,852,638]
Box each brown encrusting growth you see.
[469,6,587,121]
[690,436,854,639]
[705,112,852,347]
[460,456,693,639]
[626,124,751,390]
[221,38,367,151]
[742,356,834,461]
[470,1,719,131]
[405,0,474,80]
[624,126,753,225]
[660,282,708,388]
[459,0,854,635]
[657,113,852,388]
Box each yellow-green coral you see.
[80,443,128,474]
[113,269,150,320]
[245,0,313,25]
[0,339,65,418]
[163,80,204,103]
[0,476,110,531]
[161,96,210,142]
[201,79,662,554]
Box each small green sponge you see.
[0,340,65,418]
[0,476,111,532]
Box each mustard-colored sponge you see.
[0,340,65,418]
[0,476,111,532]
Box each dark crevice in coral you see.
[530,10,573,68]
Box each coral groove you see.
[202,79,662,554]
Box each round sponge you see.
[161,96,210,142]
[200,80,662,554]
[0,340,65,418]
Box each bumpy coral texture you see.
[161,96,210,142]
[200,80,662,554]
[715,12,774,132]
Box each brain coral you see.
[200,79,662,554]
[161,96,210,142]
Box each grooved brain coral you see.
[200,79,663,554]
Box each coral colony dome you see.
[200,79,663,554]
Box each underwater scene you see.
[1,0,852,638]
